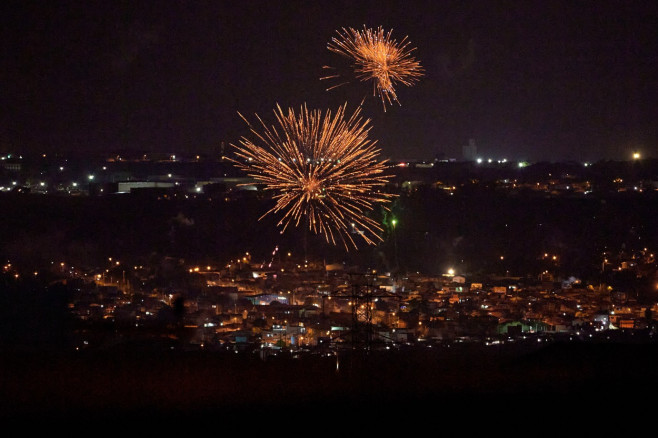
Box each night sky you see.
[1,0,656,162]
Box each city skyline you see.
[1,1,656,163]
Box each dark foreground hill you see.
[2,340,657,430]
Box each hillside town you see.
[3,241,656,356]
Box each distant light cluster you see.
[323,25,424,110]
[230,102,396,250]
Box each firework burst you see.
[322,26,424,110]
[230,102,396,251]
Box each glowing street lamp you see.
[633,152,641,160]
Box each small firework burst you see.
[322,25,424,110]
[230,102,396,250]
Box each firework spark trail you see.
[231,102,396,251]
[322,25,424,110]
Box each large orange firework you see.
[230,102,396,250]
[322,26,424,110]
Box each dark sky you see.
[1,0,656,161]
